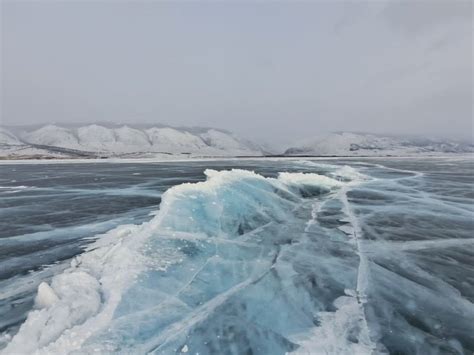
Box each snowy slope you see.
[146,127,207,153]
[200,129,243,150]
[1,124,264,158]
[22,125,81,149]
[285,132,474,156]
[1,128,56,158]
[0,144,71,159]
[0,128,22,145]
[114,126,151,151]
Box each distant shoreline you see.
[0,153,472,165]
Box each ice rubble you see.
[3,166,371,355]
[2,224,149,354]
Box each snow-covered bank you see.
[1,154,472,166]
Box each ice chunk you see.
[4,271,101,354]
[278,172,343,189]
[34,282,59,308]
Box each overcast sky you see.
[1,0,472,145]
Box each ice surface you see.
[4,165,367,354]
[2,159,473,354]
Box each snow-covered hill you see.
[0,128,22,145]
[2,126,472,160]
[284,132,474,156]
[0,124,264,159]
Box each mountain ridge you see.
[0,124,266,159]
[1,125,472,159]
[284,132,474,156]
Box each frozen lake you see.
[0,157,473,354]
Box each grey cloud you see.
[383,0,472,35]
[1,0,472,146]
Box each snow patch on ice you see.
[291,296,375,355]
[278,172,344,189]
